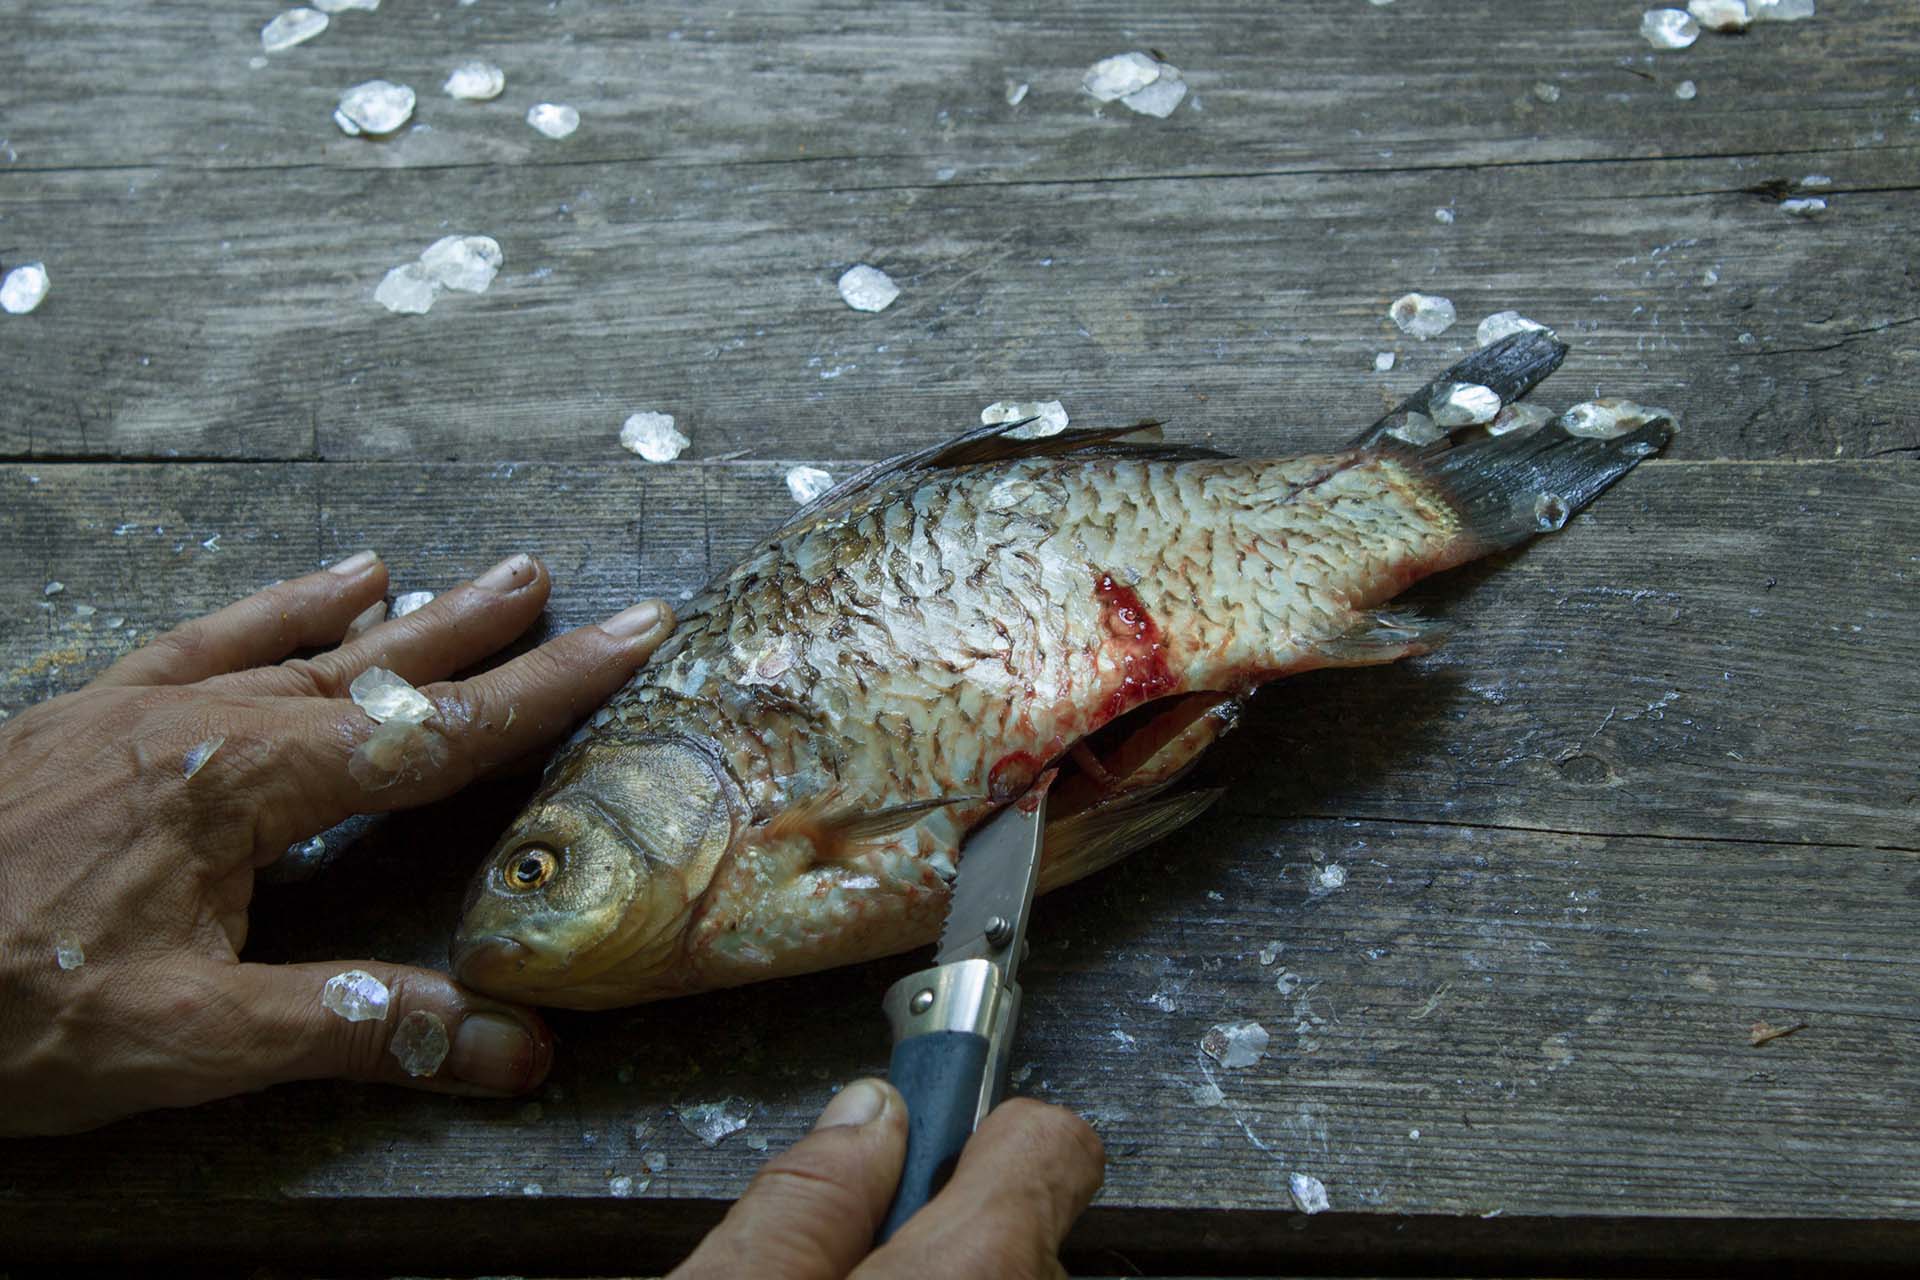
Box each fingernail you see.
[344,600,387,640]
[600,600,664,640]
[328,550,379,576]
[814,1078,887,1131]
[449,1012,537,1092]
[475,553,536,593]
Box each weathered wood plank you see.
[0,811,1913,1271]
[4,0,1918,1270]
[2,151,1913,466]
[5,458,1918,1267]
[5,459,1915,846]
[2,4,1917,466]
[2,1,1912,177]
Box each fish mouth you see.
[452,934,534,994]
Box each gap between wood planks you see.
[1,139,1912,184]
[1281,808,1920,858]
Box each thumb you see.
[199,959,554,1096]
[671,1079,908,1280]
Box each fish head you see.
[452,736,739,1008]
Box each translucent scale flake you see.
[1752,0,1814,19]
[1289,1172,1331,1214]
[1476,310,1550,347]
[335,80,416,137]
[1559,398,1671,439]
[678,1099,750,1146]
[1688,0,1751,31]
[837,264,899,312]
[419,235,502,293]
[350,666,436,724]
[182,736,225,779]
[375,263,439,314]
[1201,1019,1270,1068]
[1640,9,1701,49]
[391,590,434,618]
[620,412,690,462]
[261,8,329,53]
[980,399,1069,439]
[1083,52,1161,101]
[389,1010,451,1076]
[1431,382,1503,427]
[54,934,85,970]
[527,103,580,139]
[321,969,391,1022]
[785,465,834,505]
[1,263,50,315]
[1389,292,1456,339]
[444,60,506,101]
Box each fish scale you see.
[452,335,1673,1009]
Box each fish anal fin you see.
[1038,788,1224,895]
[1306,610,1451,670]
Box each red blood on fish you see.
[1094,573,1176,723]
[988,750,1042,800]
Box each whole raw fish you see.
[452,334,1669,1008]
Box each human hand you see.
[672,1080,1106,1280]
[0,551,673,1136]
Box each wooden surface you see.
[3,1,1918,1275]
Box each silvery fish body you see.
[453,335,1670,1008]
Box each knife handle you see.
[877,959,1007,1241]
[878,1029,991,1240]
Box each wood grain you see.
[2,4,1917,466]
[2,455,1915,1270]
[7,459,1916,846]
[3,0,1917,1272]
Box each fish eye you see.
[503,844,559,892]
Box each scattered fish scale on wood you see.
[451,333,1672,1009]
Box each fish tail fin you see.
[1348,330,1569,450]
[1415,416,1673,554]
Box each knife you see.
[876,789,1049,1241]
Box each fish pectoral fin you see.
[832,795,983,844]
[1306,610,1452,669]
[770,792,983,865]
[1037,788,1224,895]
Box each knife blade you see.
[876,791,1048,1241]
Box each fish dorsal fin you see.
[780,418,1233,532]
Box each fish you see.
[451,333,1671,1009]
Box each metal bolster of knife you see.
[882,958,1019,1126]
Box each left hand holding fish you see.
[670,1078,1105,1280]
[0,550,674,1136]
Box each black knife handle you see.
[877,1030,991,1241]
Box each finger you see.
[855,1099,1106,1279]
[247,600,675,847]
[670,1079,908,1280]
[88,552,387,689]
[212,553,551,699]
[192,958,555,1097]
